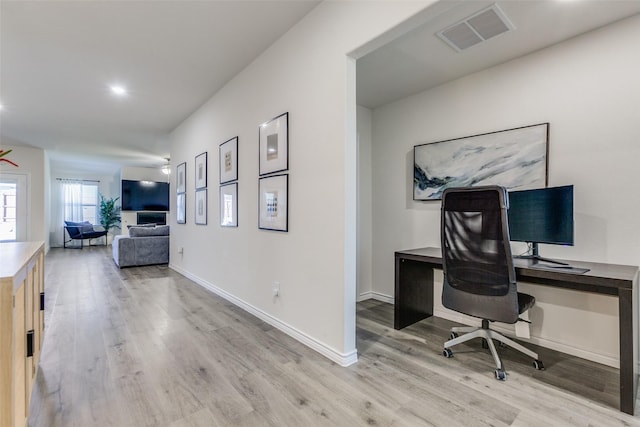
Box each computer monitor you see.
[507,185,574,265]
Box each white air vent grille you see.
[437,4,514,52]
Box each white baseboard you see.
[358,291,393,304]
[169,264,358,367]
[166,267,621,370]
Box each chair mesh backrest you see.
[441,186,519,323]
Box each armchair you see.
[63,220,108,249]
[440,186,544,380]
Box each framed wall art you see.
[220,182,238,227]
[176,192,186,224]
[259,112,288,176]
[258,174,288,232]
[176,162,186,193]
[195,189,207,225]
[413,123,549,200]
[195,152,207,190]
[219,137,238,184]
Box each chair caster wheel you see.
[533,360,545,370]
[449,332,458,340]
[495,369,507,381]
[443,348,453,358]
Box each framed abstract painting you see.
[413,123,549,200]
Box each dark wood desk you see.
[394,247,639,415]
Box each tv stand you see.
[515,242,569,266]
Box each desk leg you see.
[619,287,638,415]
[394,257,434,329]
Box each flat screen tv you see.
[507,185,574,265]
[121,180,170,211]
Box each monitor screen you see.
[121,180,170,211]
[507,185,574,246]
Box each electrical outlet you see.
[178,247,184,254]
[272,281,280,297]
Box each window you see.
[62,181,99,223]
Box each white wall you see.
[168,1,433,364]
[0,144,47,246]
[368,15,640,367]
[357,105,374,301]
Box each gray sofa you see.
[112,225,170,268]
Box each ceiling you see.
[357,0,640,108]
[2,1,640,175]
[0,0,319,174]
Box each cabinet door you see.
[0,280,15,427]
[37,252,45,346]
[14,283,27,427]
[24,264,35,410]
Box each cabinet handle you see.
[27,330,34,357]
[40,292,45,311]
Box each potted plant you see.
[99,194,121,244]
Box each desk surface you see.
[395,247,638,294]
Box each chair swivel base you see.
[442,321,544,380]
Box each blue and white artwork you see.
[414,123,548,200]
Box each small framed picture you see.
[176,192,186,224]
[220,137,238,184]
[176,162,186,193]
[195,189,207,225]
[220,182,238,227]
[259,174,288,232]
[195,152,207,190]
[259,112,288,176]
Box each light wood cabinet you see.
[1,242,45,427]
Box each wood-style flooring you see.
[28,247,640,426]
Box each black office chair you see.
[440,186,544,380]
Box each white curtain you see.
[51,179,94,247]
[63,182,83,222]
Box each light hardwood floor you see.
[28,247,640,426]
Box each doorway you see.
[0,173,28,242]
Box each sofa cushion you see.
[127,223,156,229]
[129,225,170,237]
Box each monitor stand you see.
[516,242,569,266]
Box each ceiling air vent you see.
[437,4,514,52]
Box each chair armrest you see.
[64,225,83,239]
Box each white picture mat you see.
[176,192,186,224]
[220,182,238,227]
[220,137,238,184]
[259,113,288,175]
[259,174,288,231]
[195,152,207,189]
[176,162,186,193]
[195,189,207,225]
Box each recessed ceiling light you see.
[110,85,127,96]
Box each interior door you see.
[0,173,28,242]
